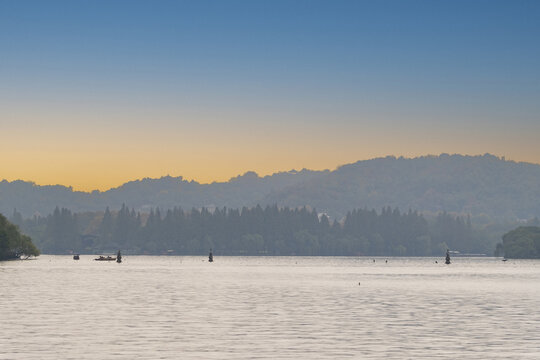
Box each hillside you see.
[264,154,540,220]
[1,154,539,221]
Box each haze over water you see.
[2,256,539,359]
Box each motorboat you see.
[94,255,116,261]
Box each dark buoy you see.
[208,249,213,262]
[445,249,451,265]
[116,250,122,263]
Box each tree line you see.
[9,204,490,256]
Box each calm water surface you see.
[1,256,539,359]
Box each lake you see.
[1,256,539,359]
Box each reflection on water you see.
[1,256,539,359]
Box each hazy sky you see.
[1,0,539,191]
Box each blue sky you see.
[1,0,539,190]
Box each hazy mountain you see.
[0,169,325,218]
[264,154,540,220]
[1,154,539,221]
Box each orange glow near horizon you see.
[2,116,540,192]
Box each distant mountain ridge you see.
[1,154,539,221]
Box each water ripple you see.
[1,256,539,359]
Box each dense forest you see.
[9,205,494,256]
[2,154,540,221]
[0,213,40,260]
[498,226,540,259]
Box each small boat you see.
[94,255,117,261]
[502,258,508,262]
[208,249,213,262]
[73,254,80,260]
[445,249,451,265]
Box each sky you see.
[1,0,539,191]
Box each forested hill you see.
[1,154,539,221]
[264,154,540,220]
